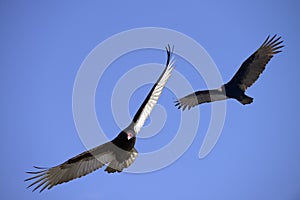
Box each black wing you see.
[227,35,284,91]
[25,142,137,192]
[132,45,175,133]
[175,89,227,110]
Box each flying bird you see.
[175,35,283,110]
[25,46,175,192]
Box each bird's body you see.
[175,35,284,110]
[224,81,253,104]
[25,46,175,192]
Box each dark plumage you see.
[175,35,284,110]
[25,46,175,192]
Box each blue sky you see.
[1,1,300,199]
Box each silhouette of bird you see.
[175,35,283,110]
[25,46,175,192]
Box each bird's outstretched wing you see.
[175,89,227,110]
[132,45,175,133]
[25,142,137,192]
[228,35,284,91]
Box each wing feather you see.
[228,35,284,91]
[132,45,175,133]
[175,89,227,110]
[25,142,114,192]
[25,143,139,192]
[104,148,138,173]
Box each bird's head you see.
[124,125,136,140]
[126,132,135,140]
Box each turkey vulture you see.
[175,35,283,110]
[25,46,175,192]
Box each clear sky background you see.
[1,1,300,199]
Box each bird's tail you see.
[238,94,253,105]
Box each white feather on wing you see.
[133,58,175,134]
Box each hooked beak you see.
[127,133,133,140]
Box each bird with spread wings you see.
[175,35,284,110]
[25,46,175,192]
